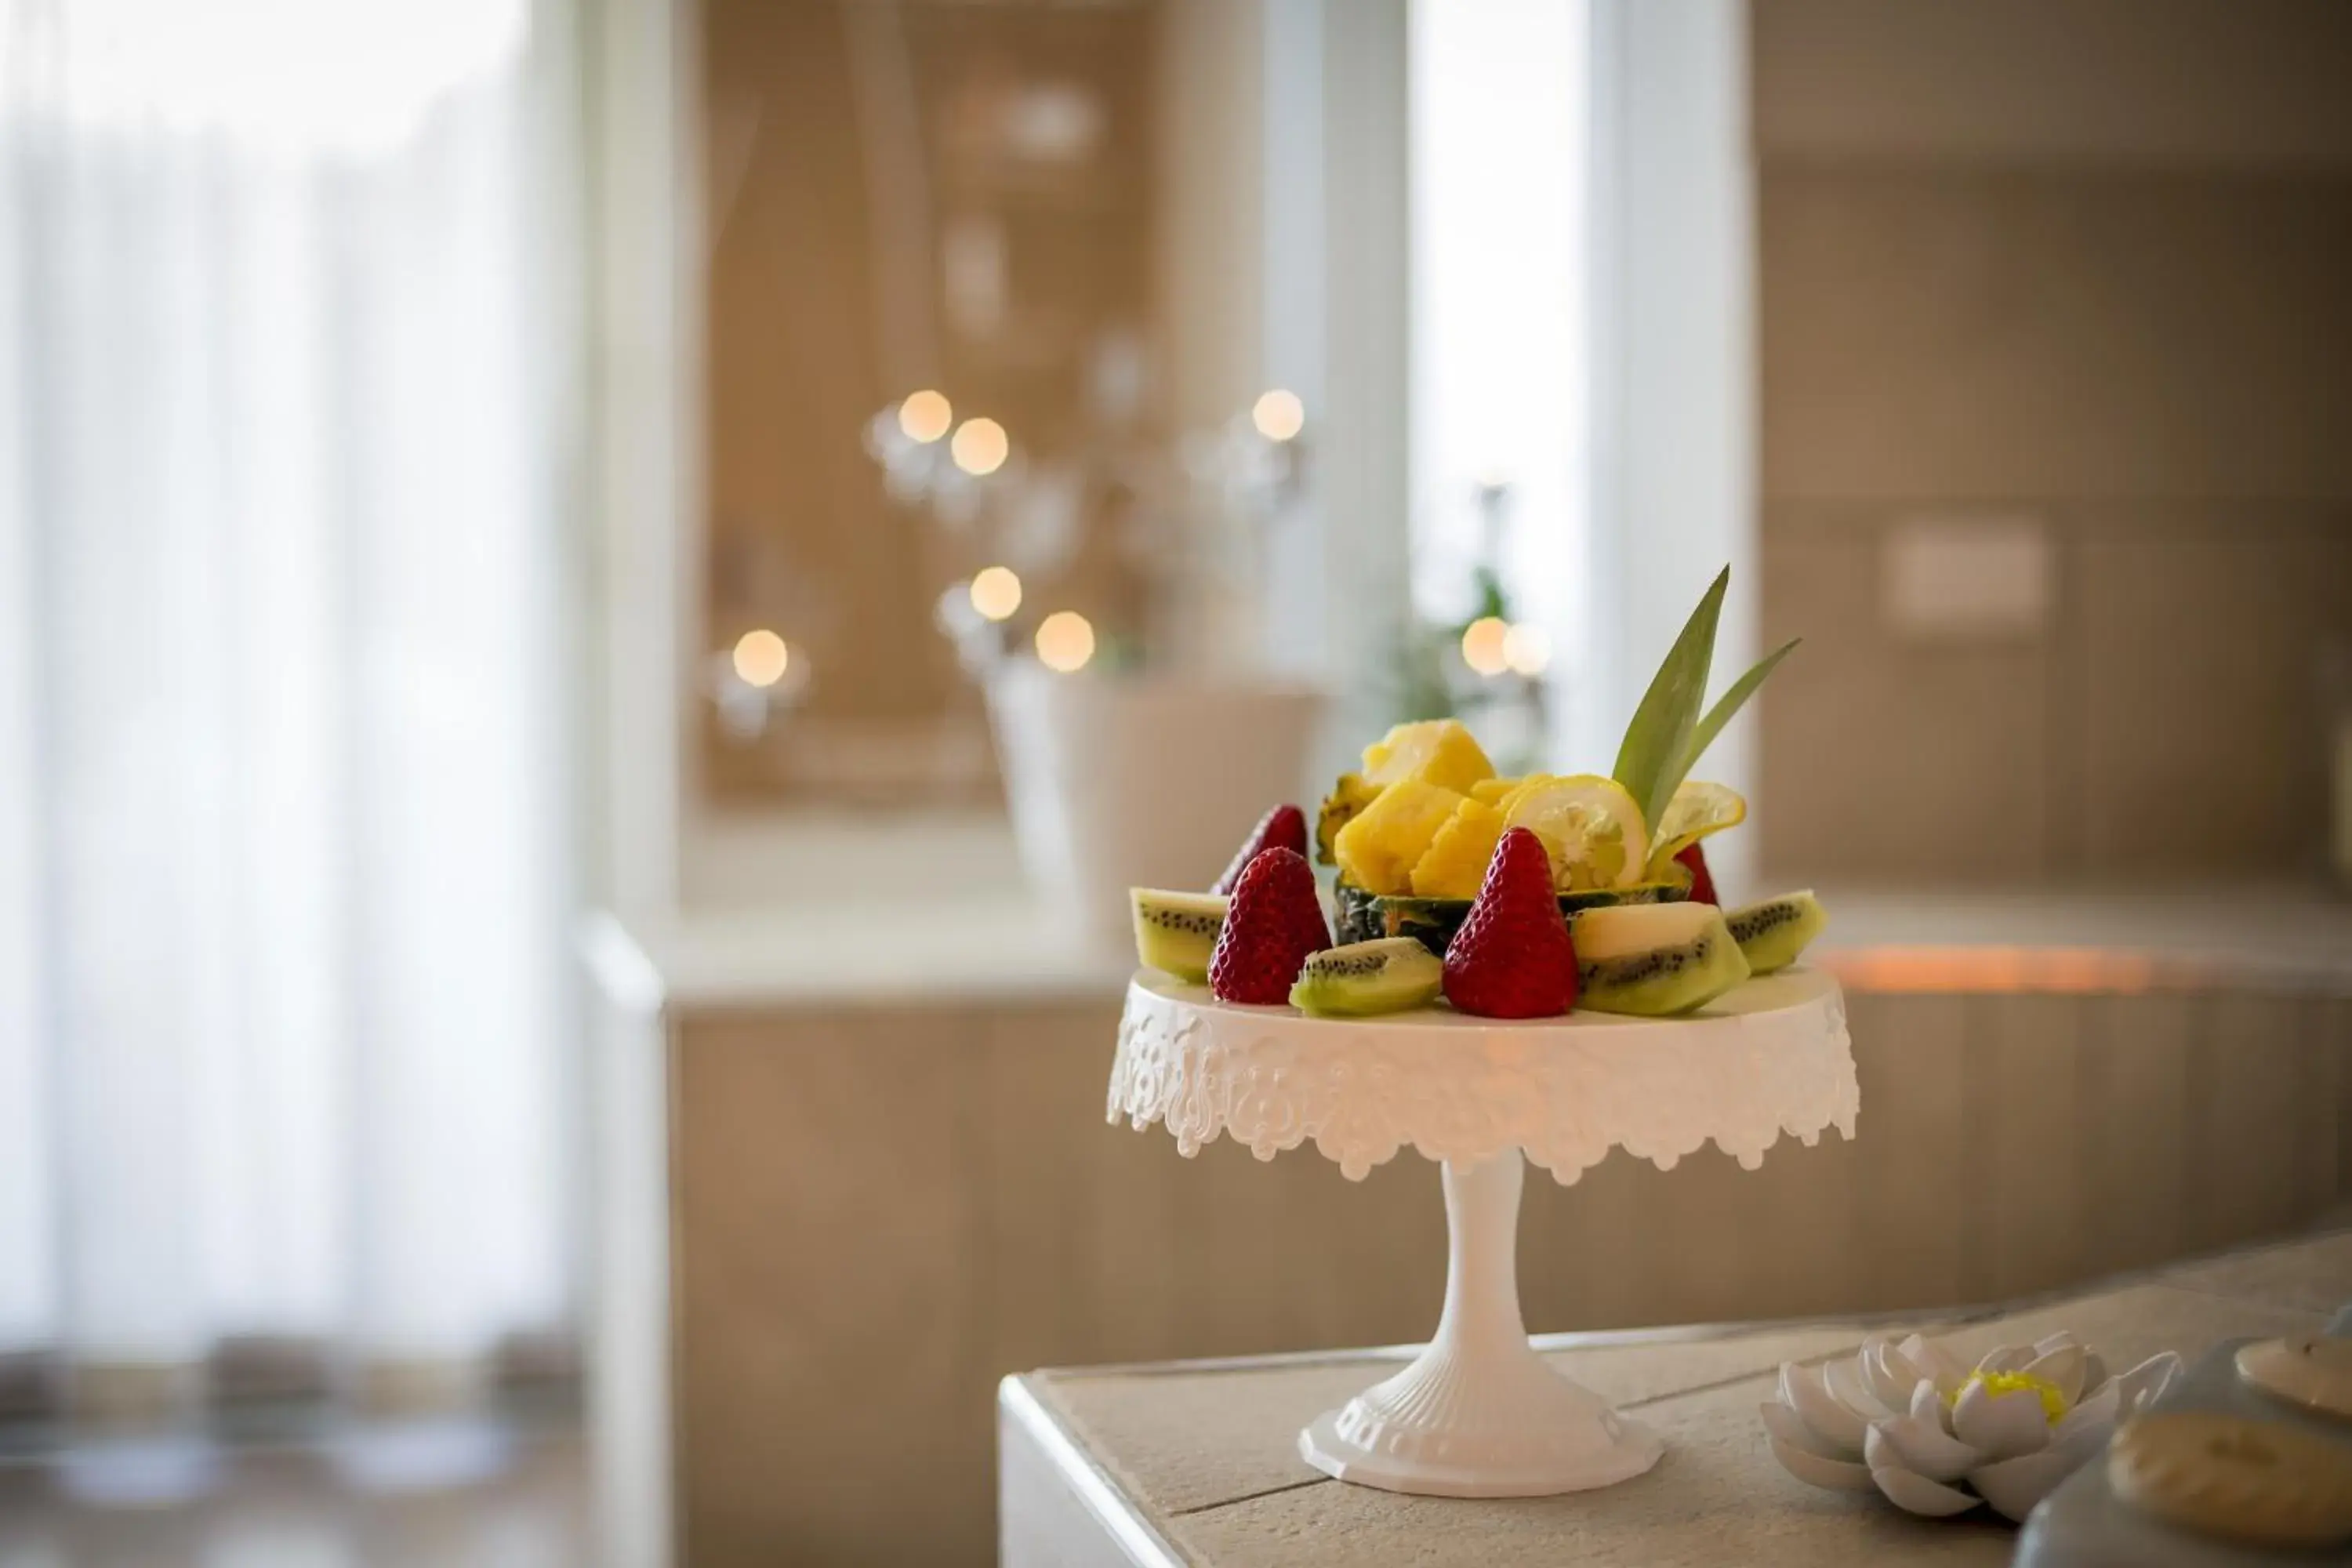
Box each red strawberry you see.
[1675,843,1719,906]
[1211,804,1309,895]
[1443,828,1577,1018]
[1210,847,1330,1004]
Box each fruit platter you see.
[1105,570,1862,1498]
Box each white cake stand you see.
[1107,965,1857,1499]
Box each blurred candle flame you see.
[1034,611,1095,673]
[1461,616,1510,677]
[969,566,1022,622]
[731,629,789,688]
[898,389,953,444]
[951,417,1009,476]
[1251,389,1305,441]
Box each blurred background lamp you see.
[731,628,791,688]
[1034,611,1095,673]
[897,389,953,444]
[1502,622,1552,677]
[969,566,1023,622]
[1251,388,1305,442]
[950,416,1010,476]
[1460,615,1510,677]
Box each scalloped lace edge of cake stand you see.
[1105,984,1857,1183]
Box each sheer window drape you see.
[0,0,572,1400]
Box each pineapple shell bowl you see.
[1106,965,1857,1498]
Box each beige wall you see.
[1751,0,2352,883]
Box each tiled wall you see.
[1751,1,2352,883]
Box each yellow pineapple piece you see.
[1314,773,1383,866]
[1409,798,1507,899]
[1468,777,1519,808]
[1359,720,1494,796]
[1333,779,1467,896]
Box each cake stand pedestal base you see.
[1298,1149,1664,1497]
[1112,967,1858,1499]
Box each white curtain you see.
[0,0,572,1388]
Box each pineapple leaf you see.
[1611,567,1728,829]
[1660,636,1802,807]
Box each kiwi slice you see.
[1373,880,1690,960]
[1724,890,1826,975]
[1569,902,1750,1016]
[1130,888,1228,982]
[1290,938,1443,1017]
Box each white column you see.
[588,0,696,925]
[1155,0,1269,674]
[1312,0,1414,776]
[1259,0,1327,687]
[1585,0,1759,884]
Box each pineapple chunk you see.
[1360,720,1494,796]
[1468,777,1519,808]
[1314,772,1384,866]
[1409,798,1507,900]
[1333,780,1467,896]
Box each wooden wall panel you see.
[1844,993,1971,1312]
[652,983,2352,1563]
[670,1010,993,1566]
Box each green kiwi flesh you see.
[1369,880,1690,960]
[1131,889,1228,982]
[1724,890,1827,975]
[1290,938,1443,1017]
[1569,902,1750,1016]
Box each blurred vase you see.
[987,665,1327,951]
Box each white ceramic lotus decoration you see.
[1763,1331,2180,1523]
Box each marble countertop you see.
[587,880,2352,1012]
[1002,1229,2352,1568]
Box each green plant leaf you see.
[1661,637,1801,805]
[1612,567,1728,829]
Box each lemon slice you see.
[1645,780,1747,877]
[1498,774,1650,891]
